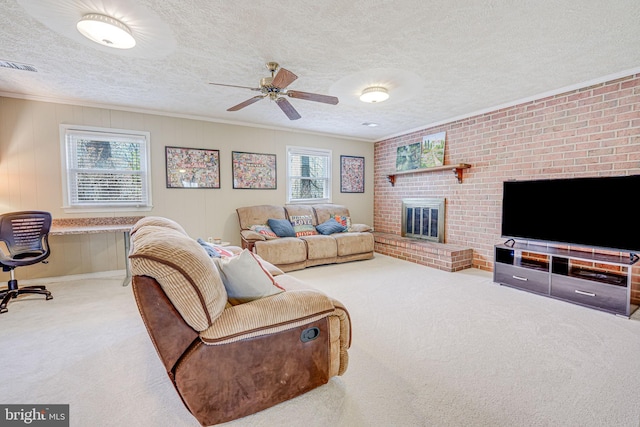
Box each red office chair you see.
[0,211,53,314]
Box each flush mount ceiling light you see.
[359,86,389,103]
[77,13,136,49]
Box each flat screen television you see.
[501,175,640,254]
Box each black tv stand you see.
[494,242,639,317]
[569,268,626,286]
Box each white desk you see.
[50,217,143,286]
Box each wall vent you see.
[0,60,38,72]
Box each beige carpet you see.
[3,254,640,427]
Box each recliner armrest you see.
[200,290,335,345]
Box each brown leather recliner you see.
[128,217,351,426]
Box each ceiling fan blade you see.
[276,97,301,120]
[287,90,339,105]
[271,68,298,89]
[227,95,266,111]
[209,82,261,91]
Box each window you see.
[286,146,331,203]
[60,125,151,211]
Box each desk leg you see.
[123,231,131,287]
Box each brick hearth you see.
[373,232,473,272]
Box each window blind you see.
[64,129,150,208]
[287,146,331,202]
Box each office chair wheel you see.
[0,292,14,314]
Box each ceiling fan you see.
[209,62,339,120]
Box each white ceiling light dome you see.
[360,86,389,103]
[77,13,136,49]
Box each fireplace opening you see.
[402,198,445,243]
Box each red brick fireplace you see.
[373,73,640,302]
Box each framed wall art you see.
[232,151,277,189]
[396,142,421,171]
[165,146,220,189]
[340,155,365,193]
[421,131,446,168]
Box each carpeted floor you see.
[3,254,640,426]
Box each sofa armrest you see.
[199,290,336,344]
[240,229,266,242]
[350,223,373,232]
[240,229,266,251]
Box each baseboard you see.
[19,270,126,286]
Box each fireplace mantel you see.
[386,163,471,186]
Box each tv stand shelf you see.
[494,242,638,317]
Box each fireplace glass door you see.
[402,198,445,243]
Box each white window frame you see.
[286,146,332,204]
[60,124,152,213]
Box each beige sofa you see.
[129,216,351,426]
[236,204,374,272]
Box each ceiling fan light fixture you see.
[77,13,136,49]
[360,86,389,103]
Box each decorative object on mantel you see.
[396,143,421,171]
[386,163,471,186]
[420,131,446,168]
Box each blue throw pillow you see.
[267,218,296,237]
[315,218,347,235]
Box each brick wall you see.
[374,74,640,302]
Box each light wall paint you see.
[0,97,373,280]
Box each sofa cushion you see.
[285,205,317,225]
[316,218,347,235]
[312,204,351,225]
[255,237,307,265]
[300,235,338,260]
[129,225,227,331]
[213,249,284,305]
[237,205,287,230]
[268,218,297,237]
[289,215,318,237]
[333,232,375,256]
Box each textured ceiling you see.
[1,0,639,142]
